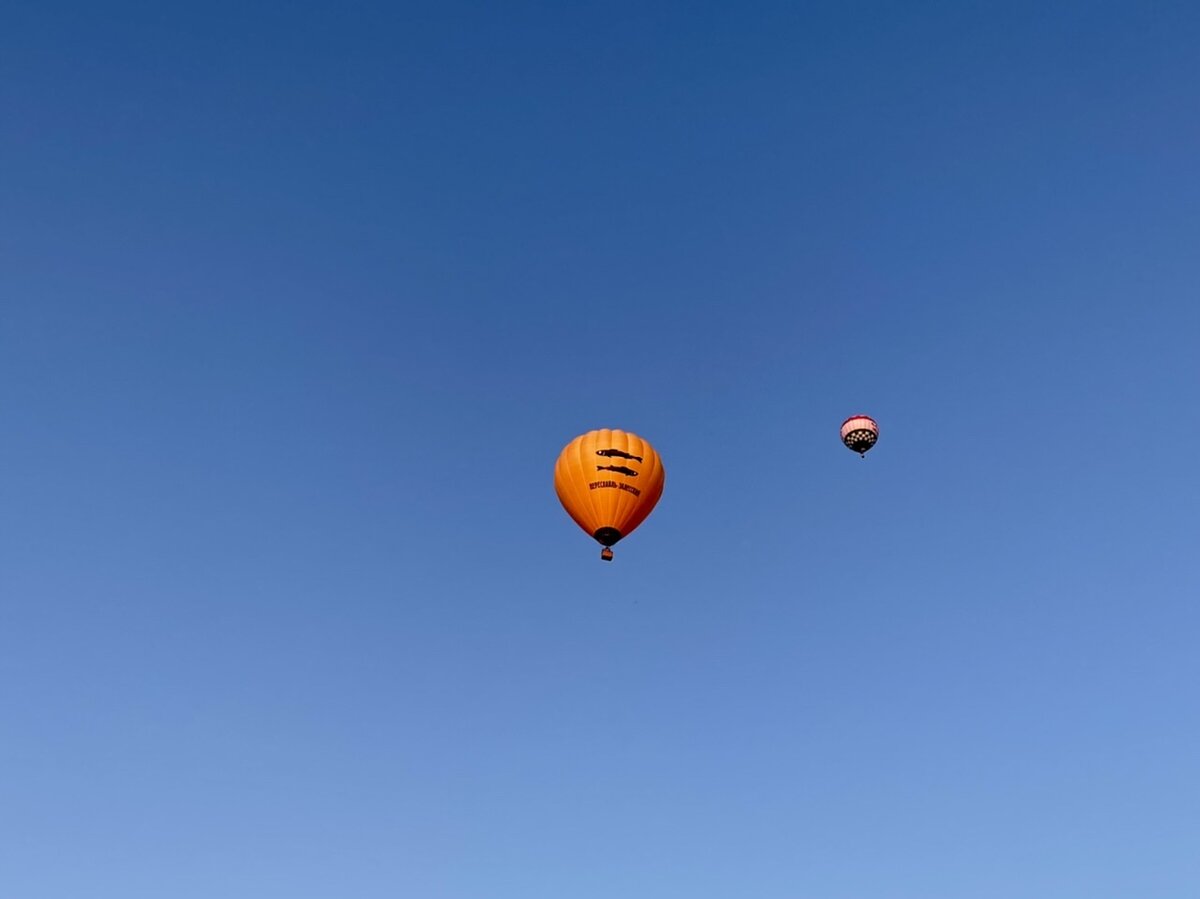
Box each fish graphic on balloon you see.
[596,465,638,477]
[596,448,643,463]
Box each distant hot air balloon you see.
[554,429,665,561]
[841,414,879,457]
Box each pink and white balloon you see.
[841,414,879,457]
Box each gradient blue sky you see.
[3,2,1199,897]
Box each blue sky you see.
[3,2,1199,896]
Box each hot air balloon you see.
[841,414,879,457]
[554,428,664,561]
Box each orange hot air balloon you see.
[554,428,665,561]
[841,414,879,457]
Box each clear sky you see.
[3,2,1199,896]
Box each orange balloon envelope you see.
[554,428,665,561]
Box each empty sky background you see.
[3,2,1199,897]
